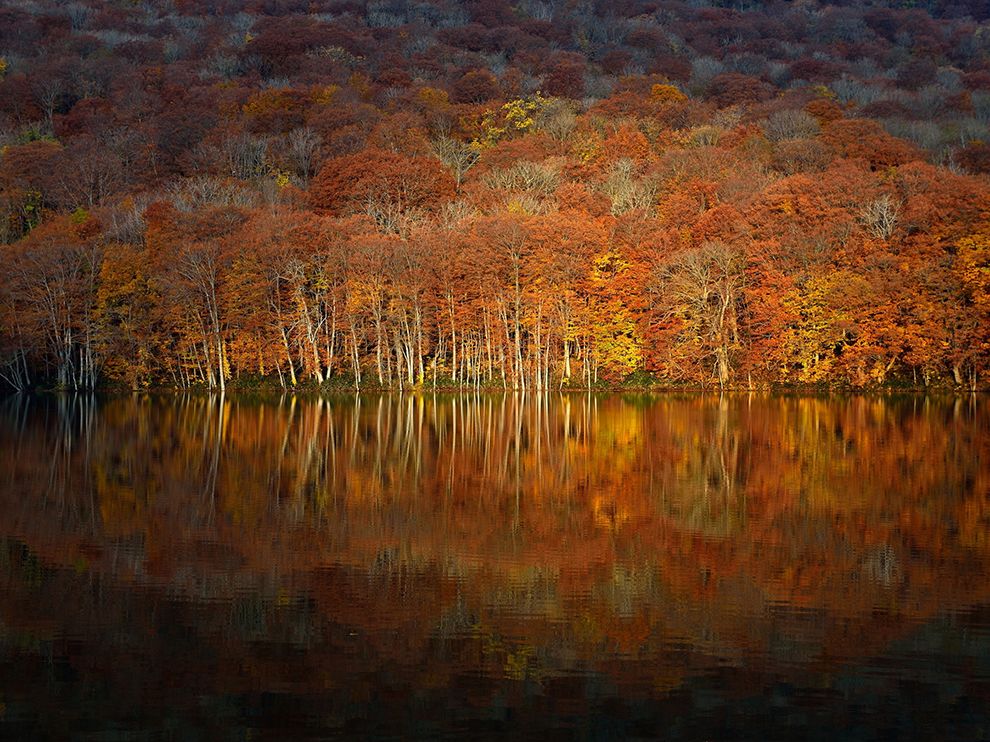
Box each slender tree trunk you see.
[279,326,297,386]
[349,320,362,390]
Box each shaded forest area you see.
[1,0,990,391]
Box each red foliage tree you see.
[452,69,501,104]
[821,119,921,170]
[309,148,456,227]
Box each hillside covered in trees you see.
[1,0,990,391]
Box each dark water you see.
[0,393,988,741]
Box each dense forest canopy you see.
[1,0,989,390]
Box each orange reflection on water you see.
[0,393,988,735]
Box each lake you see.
[0,393,988,740]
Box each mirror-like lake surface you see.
[0,393,988,740]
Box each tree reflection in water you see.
[0,392,988,739]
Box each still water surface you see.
[0,393,988,740]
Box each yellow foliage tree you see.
[589,250,642,379]
[957,230,990,310]
[650,83,687,103]
[470,94,551,150]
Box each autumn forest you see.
[2,0,990,392]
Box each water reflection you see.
[0,393,988,739]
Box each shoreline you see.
[6,381,987,397]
